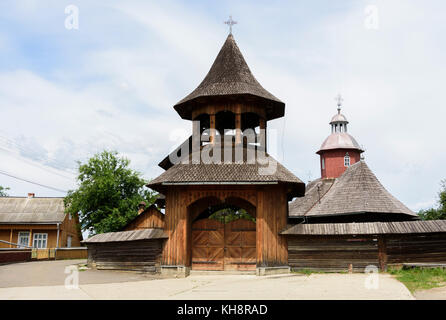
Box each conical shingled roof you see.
[174,34,285,120]
[289,161,417,218]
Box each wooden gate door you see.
[191,219,225,270]
[191,218,256,271]
[224,219,256,271]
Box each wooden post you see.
[378,236,388,271]
[29,229,33,248]
[209,113,216,144]
[9,228,13,248]
[235,113,242,145]
[259,118,267,151]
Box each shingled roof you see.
[82,228,168,243]
[0,197,66,224]
[147,144,305,198]
[288,161,417,218]
[174,34,285,120]
[288,178,335,216]
[281,220,446,235]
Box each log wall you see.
[287,233,446,272]
[386,234,446,264]
[87,239,164,272]
[288,236,379,272]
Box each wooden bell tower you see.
[147,32,305,276]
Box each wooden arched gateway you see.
[145,34,306,276]
[191,199,256,271]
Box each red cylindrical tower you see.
[316,97,364,179]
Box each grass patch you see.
[291,269,328,275]
[388,267,446,292]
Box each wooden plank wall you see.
[288,236,379,272]
[386,234,446,264]
[56,248,88,260]
[162,188,188,266]
[87,239,164,273]
[256,186,288,267]
[123,206,165,231]
[288,233,446,272]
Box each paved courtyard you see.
[0,260,415,300]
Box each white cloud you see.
[0,0,444,212]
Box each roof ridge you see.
[173,34,285,120]
[303,161,416,217]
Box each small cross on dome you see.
[335,94,343,113]
[224,15,237,35]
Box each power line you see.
[0,146,76,181]
[0,169,68,193]
[0,134,78,174]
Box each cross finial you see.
[224,15,237,35]
[335,93,343,113]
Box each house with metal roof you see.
[0,193,82,250]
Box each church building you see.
[84,29,446,275]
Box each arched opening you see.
[194,113,210,136]
[241,112,259,131]
[216,111,235,136]
[188,196,256,271]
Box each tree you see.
[64,150,157,234]
[0,186,9,197]
[418,179,446,220]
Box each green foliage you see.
[209,207,255,224]
[0,186,9,197]
[64,150,157,234]
[418,179,446,220]
[389,267,446,292]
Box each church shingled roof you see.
[147,145,305,198]
[288,161,417,218]
[174,34,285,120]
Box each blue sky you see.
[0,0,445,212]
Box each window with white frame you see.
[18,232,30,248]
[67,235,72,248]
[321,157,325,170]
[344,153,350,167]
[33,233,48,249]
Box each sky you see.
[0,0,445,212]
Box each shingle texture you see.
[0,197,66,224]
[82,228,168,243]
[147,145,305,197]
[288,178,335,216]
[288,161,417,218]
[174,34,285,120]
[281,220,446,235]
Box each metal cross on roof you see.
[335,93,343,107]
[335,93,343,113]
[224,15,237,34]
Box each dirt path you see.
[0,262,414,300]
[413,286,446,300]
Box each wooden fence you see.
[0,248,32,264]
[86,239,164,272]
[287,233,446,272]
